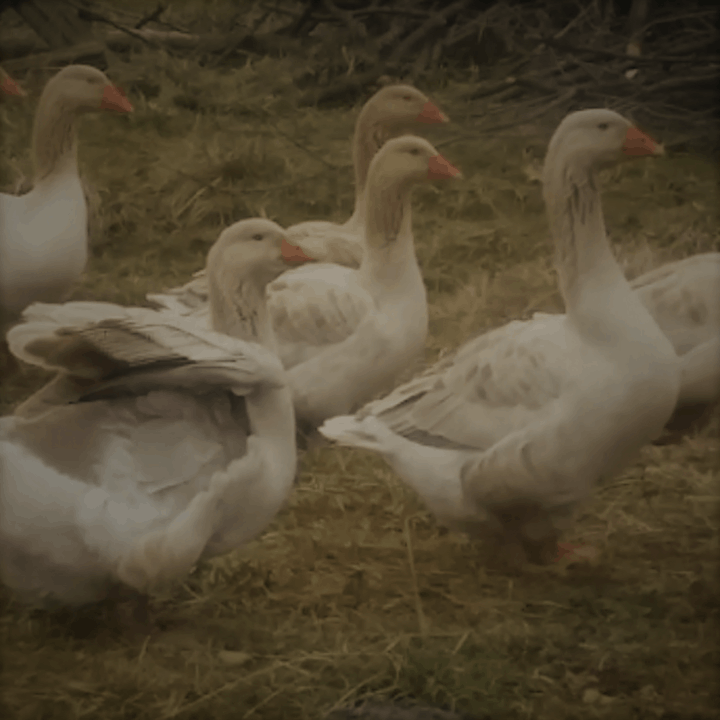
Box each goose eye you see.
[598,122,609,130]
[251,233,264,241]
[402,95,412,101]
[409,148,420,156]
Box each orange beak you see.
[281,237,314,264]
[427,154,462,180]
[417,100,449,124]
[100,85,133,113]
[1,73,24,97]
[623,126,663,157]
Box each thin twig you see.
[544,37,716,64]
[76,8,162,48]
[134,3,165,29]
[554,2,593,40]
[352,8,432,19]
[322,0,366,40]
[388,0,470,65]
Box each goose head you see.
[207,219,314,290]
[40,64,133,115]
[544,108,661,181]
[362,136,460,252]
[206,219,315,341]
[0,69,24,97]
[368,135,462,189]
[366,84,449,128]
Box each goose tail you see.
[318,414,393,454]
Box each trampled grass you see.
[0,3,718,719]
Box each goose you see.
[532,251,720,441]
[0,64,133,326]
[157,136,460,430]
[319,109,680,568]
[146,84,449,316]
[275,135,460,429]
[284,84,449,266]
[629,252,720,441]
[0,219,313,613]
[0,68,24,97]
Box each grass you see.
[1,3,719,719]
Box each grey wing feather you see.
[7,301,285,391]
[631,252,720,355]
[360,315,568,451]
[146,271,210,317]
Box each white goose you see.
[532,251,720,441]
[147,84,448,316]
[285,84,449,266]
[0,68,24,97]
[0,64,133,325]
[151,136,461,430]
[320,109,680,566]
[0,219,312,609]
[275,135,461,428]
[629,252,720,440]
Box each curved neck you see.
[544,159,628,319]
[359,175,419,289]
[209,274,295,447]
[351,107,391,222]
[32,90,80,182]
[210,277,276,353]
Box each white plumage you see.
[0,65,132,323]
[0,219,310,607]
[320,110,681,565]
[152,136,462,429]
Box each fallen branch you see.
[635,72,720,96]
[298,68,383,107]
[462,56,534,99]
[469,87,578,128]
[322,0,366,40]
[11,0,93,50]
[388,0,470,66]
[134,3,166,30]
[544,37,716,64]
[76,8,162,49]
[2,40,107,73]
[0,26,297,71]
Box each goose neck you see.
[352,108,390,210]
[209,274,296,447]
[32,92,80,182]
[544,158,627,316]
[359,176,419,287]
[210,276,276,353]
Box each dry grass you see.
[1,3,719,718]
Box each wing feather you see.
[267,263,372,368]
[147,273,210,318]
[631,252,720,355]
[7,302,285,403]
[285,222,363,267]
[360,314,569,451]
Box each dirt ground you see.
[0,2,718,718]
